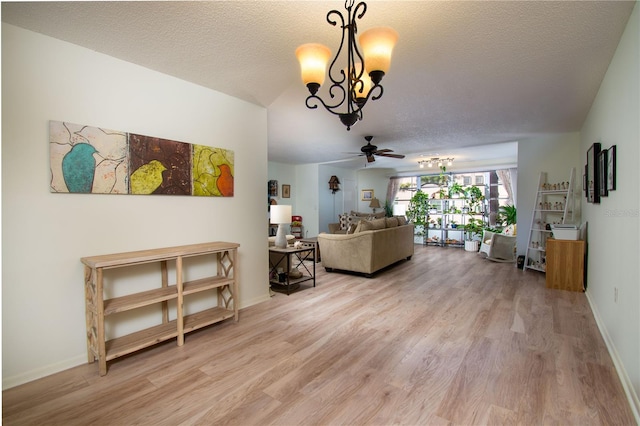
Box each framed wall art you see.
[586,142,601,204]
[598,149,608,197]
[268,180,278,197]
[361,189,374,201]
[282,184,291,198]
[607,145,617,191]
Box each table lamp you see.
[271,205,292,248]
[369,197,381,213]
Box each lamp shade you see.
[369,198,381,209]
[359,27,398,74]
[270,205,292,224]
[296,43,332,86]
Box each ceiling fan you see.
[353,136,406,163]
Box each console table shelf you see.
[82,241,239,376]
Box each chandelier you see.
[295,0,398,130]
[418,158,454,168]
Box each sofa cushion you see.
[385,217,399,228]
[370,218,387,230]
[396,216,407,226]
[354,220,371,233]
[346,222,359,234]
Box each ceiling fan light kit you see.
[296,0,398,130]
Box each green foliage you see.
[464,217,485,240]
[406,190,430,226]
[465,185,485,204]
[448,182,465,198]
[499,205,517,225]
[384,200,393,217]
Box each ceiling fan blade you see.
[376,152,406,159]
[373,148,393,154]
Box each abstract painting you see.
[193,144,234,196]
[50,121,128,194]
[50,120,234,197]
[129,134,192,195]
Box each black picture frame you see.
[583,165,588,198]
[268,180,278,197]
[598,150,608,197]
[586,142,601,204]
[607,145,617,191]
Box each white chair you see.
[479,230,517,262]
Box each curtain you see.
[386,177,402,208]
[496,168,517,206]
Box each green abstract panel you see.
[193,144,234,197]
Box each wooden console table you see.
[82,241,239,375]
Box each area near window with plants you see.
[395,168,516,251]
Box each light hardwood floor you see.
[3,245,636,425]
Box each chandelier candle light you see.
[271,205,292,249]
[296,0,398,130]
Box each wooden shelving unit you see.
[524,168,575,272]
[82,241,239,376]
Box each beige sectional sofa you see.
[318,216,414,277]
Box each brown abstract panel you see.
[129,134,192,195]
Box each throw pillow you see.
[338,213,349,230]
[370,218,387,230]
[385,217,399,227]
[356,220,373,232]
[396,216,407,226]
[347,222,359,234]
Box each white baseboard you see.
[585,290,640,424]
[2,354,87,390]
[3,292,271,391]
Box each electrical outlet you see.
[614,287,619,303]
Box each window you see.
[475,175,484,185]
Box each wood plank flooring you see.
[3,245,636,425]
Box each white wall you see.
[579,4,639,418]
[2,24,270,388]
[516,133,582,255]
[318,165,358,233]
[356,168,396,213]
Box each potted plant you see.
[499,205,517,225]
[465,185,485,212]
[383,200,393,217]
[406,190,430,242]
[464,217,484,251]
[448,182,464,199]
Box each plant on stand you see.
[406,190,430,242]
[463,217,484,252]
[448,182,465,199]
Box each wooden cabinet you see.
[82,242,239,375]
[546,238,585,292]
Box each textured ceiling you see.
[2,1,635,172]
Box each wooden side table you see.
[546,238,585,292]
